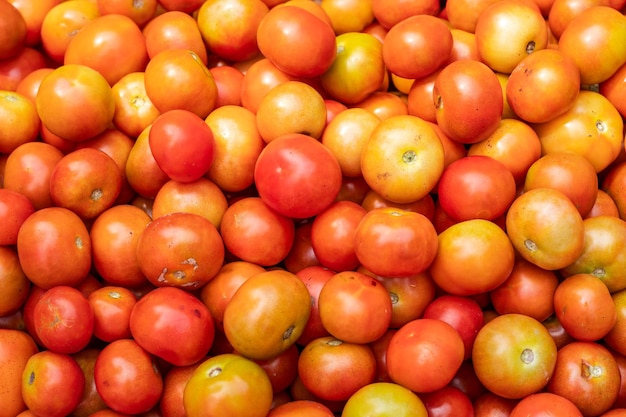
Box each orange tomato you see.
[0,329,39,417]
[142,10,208,64]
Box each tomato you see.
[473,392,518,417]
[268,399,334,417]
[0,329,38,417]
[353,207,438,277]
[547,341,621,416]
[129,287,215,366]
[293,266,334,346]
[49,147,123,220]
[239,58,297,114]
[422,295,484,360]
[21,350,85,417]
[382,15,452,80]
[506,188,585,271]
[143,11,207,63]
[94,339,163,414]
[184,353,273,417]
[256,6,336,78]
[159,364,196,417]
[0,91,39,154]
[111,71,160,139]
[0,246,30,317]
[318,270,392,344]
[17,207,92,289]
[0,0,27,60]
[341,382,428,417]
[135,212,225,289]
[421,385,475,417]
[220,197,295,267]
[64,14,148,86]
[32,285,94,354]
[360,115,445,204]
[606,290,626,356]
[509,392,583,417]
[254,133,343,219]
[88,286,136,343]
[472,313,558,399]
[320,32,386,104]
[196,0,268,62]
[0,189,34,247]
[223,269,311,360]
[429,219,515,296]
[433,59,503,144]
[553,273,616,341]
[437,155,517,222]
[387,318,465,393]
[35,64,115,142]
[71,348,108,417]
[558,6,626,85]
[298,336,376,402]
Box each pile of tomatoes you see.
[1,0,626,415]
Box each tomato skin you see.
[509,392,583,417]
[254,133,343,219]
[386,318,465,393]
[0,329,39,417]
[33,286,94,355]
[433,59,503,144]
[341,381,429,417]
[129,287,215,367]
[183,353,273,417]
[148,109,216,183]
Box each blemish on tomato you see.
[208,367,222,377]
[91,188,103,202]
[28,371,35,385]
[75,236,83,249]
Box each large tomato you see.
[341,382,428,417]
[0,329,38,417]
[254,133,343,219]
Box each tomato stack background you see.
[1,0,626,416]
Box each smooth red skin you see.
[255,343,300,393]
[254,133,343,219]
[149,109,216,183]
[509,392,583,417]
[422,295,484,360]
[295,266,335,346]
[129,287,215,367]
[433,59,503,144]
[421,385,475,417]
[437,155,517,222]
[33,286,94,354]
[0,189,35,245]
[88,286,137,342]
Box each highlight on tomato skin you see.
[3,0,626,415]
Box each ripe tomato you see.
[32,285,94,354]
[35,64,115,142]
[382,14,452,80]
[605,290,626,355]
[17,207,92,289]
[0,246,30,317]
[268,399,334,417]
[256,5,336,78]
[433,59,503,144]
[110,71,161,139]
[22,350,85,417]
[298,336,376,402]
[88,286,137,342]
[547,341,621,416]
[318,271,392,344]
[223,269,311,360]
[506,188,585,271]
[184,353,273,417]
[0,329,38,417]
[135,212,225,289]
[553,273,616,341]
[142,10,208,64]
[353,207,438,277]
[429,219,515,296]
[0,0,27,60]
[0,188,34,246]
[64,14,148,86]
[94,339,163,415]
[422,295,484,360]
[0,91,39,154]
[437,155,517,222]
[159,364,196,417]
[254,133,343,219]
[360,115,445,204]
[125,126,170,198]
[320,32,386,104]
[475,0,549,74]
[196,0,268,62]
[70,348,107,417]
[220,197,295,267]
[387,319,465,393]
[421,386,474,417]
[509,392,583,417]
[148,109,216,183]
[472,313,557,399]
[294,266,334,346]
[129,287,215,366]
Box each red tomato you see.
[294,266,334,346]
[420,385,474,417]
[148,109,216,183]
[88,286,137,343]
[21,350,85,417]
[0,188,34,246]
[33,285,94,354]
[437,155,517,222]
[318,270,392,344]
[509,392,583,417]
[94,339,163,414]
[386,318,465,393]
[254,133,343,219]
[433,59,503,144]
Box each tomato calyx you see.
[520,348,535,364]
[580,359,603,379]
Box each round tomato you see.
[254,133,343,219]
[148,109,216,183]
[341,382,428,417]
[88,286,137,343]
[129,287,215,366]
[509,392,583,417]
[472,313,558,399]
[0,329,38,417]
